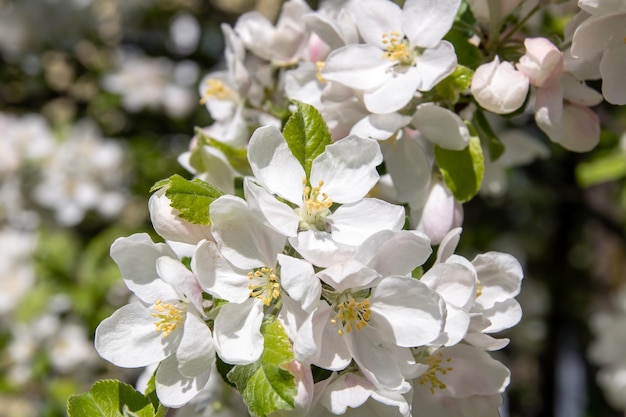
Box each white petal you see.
[322,45,394,91]
[480,298,522,333]
[320,372,375,414]
[354,0,403,48]
[471,57,529,114]
[355,230,432,277]
[110,233,178,304]
[534,80,564,143]
[149,189,213,245]
[329,199,405,246]
[413,104,469,150]
[370,276,445,347]
[248,125,305,204]
[317,259,380,293]
[244,178,300,237]
[192,240,249,303]
[177,312,215,377]
[156,355,211,408]
[364,66,421,114]
[415,41,458,91]
[600,46,626,105]
[403,0,461,48]
[311,135,382,204]
[432,304,471,346]
[414,181,463,245]
[210,195,286,269]
[277,254,321,313]
[289,230,355,268]
[351,113,412,141]
[380,134,431,205]
[571,13,626,60]
[557,103,600,152]
[436,227,463,263]
[472,251,523,310]
[95,303,169,368]
[421,263,477,308]
[156,257,203,312]
[214,298,264,365]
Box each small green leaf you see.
[435,135,484,203]
[576,152,626,187]
[472,108,505,161]
[282,101,332,179]
[151,174,225,225]
[67,380,155,417]
[227,318,297,417]
[435,65,474,104]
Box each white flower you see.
[95,234,215,408]
[570,1,626,104]
[411,179,463,246]
[471,56,530,114]
[245,125,404,267]
[321,0,460,113]
[411,344,510,417]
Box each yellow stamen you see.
[333,297,371,335]
[476,280,483,298]
[417,351,453,394]
[199,79,234,104]
[297,178,333,231]
[152,300,184,338]
[381,31,412,64]
[316,61,327,83]
[248,267,281,306]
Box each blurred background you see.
[1,0,625,416]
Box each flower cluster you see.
[88,0,626,416]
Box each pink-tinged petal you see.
[414,181,464,245]
[329,198,405,247]
[471,252,523,310]
[351,113,412,141]
[363,66,420,114]
[517,37,564,88]
[177,312,215,378]
[214,298,264,365]
[277,254,321,313]
[600,46,626,105]
[248,125,305,204]
[435,344,511,397]
[290,230,355,268]
[416,41,458,91]
[322,45,395,91]
[403,0,461,48]
[110,233,178,304]
[534,80,564,143]
[471,57,529,114]
[346,329,409,391]
[156,355,211,408]
[370,276,445,347]
[355,230,432,277]
[354,0,403,48]
[192,240,249,303]
[380,134,431,205]
[210,195,285,269]
[95,303,169,368]
[244,178,300,237]
[413,103,470,150]
[557,103,600,152]
[156,257,203,313]
[311,136,382,204]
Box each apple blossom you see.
[471,56,529,114]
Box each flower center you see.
[417,350,453,394]
[296,179,332,231]
[248,266,280,306]
[199,78,235,104]
[316,61,327,83]
[331,296,371,335]
[152,300,185,338]
[381,31,413,65]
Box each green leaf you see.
[435,135,485,203]
[282,101,332,179]
[576,152,626,187]
[193,127,252,176]
[434,65,474,105]
[67,380,155,417]
[150,174,225,225]
[472,108,505,161]
[227,318,297,417]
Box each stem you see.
[496,3,542,50]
